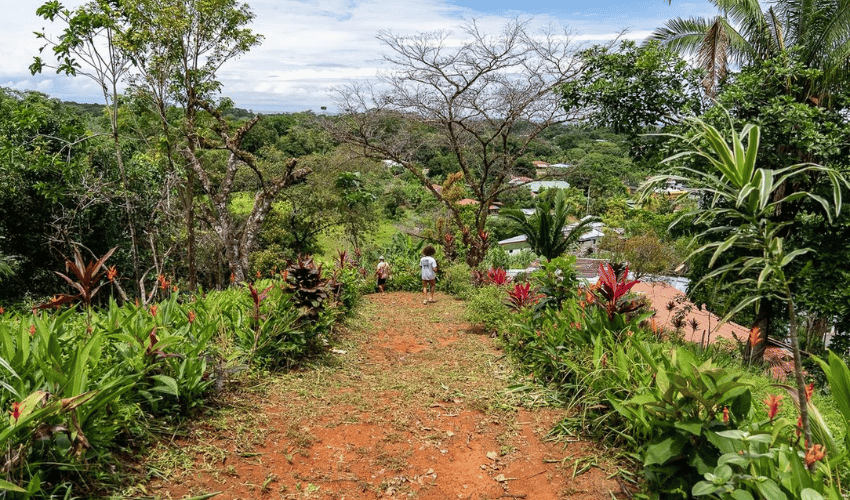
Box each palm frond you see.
[699,18,730,97]
[649,17,717,56]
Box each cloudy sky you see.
[1,0,717,113]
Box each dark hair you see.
[422,245,436,256]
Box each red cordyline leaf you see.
[508,283,541,309]
[597,262,639,302]
[488,268,509,285]
[39,246,117,308]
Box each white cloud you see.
[2,0,718,112]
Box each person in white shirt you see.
[419,245,438,304]
[375,256,390,293]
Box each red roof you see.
[456,198,480,206]
[633,281,750,344]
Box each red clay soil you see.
[143,292,632,500]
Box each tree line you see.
[3,0,850,368]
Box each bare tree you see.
[331,19,583,267]
[182,102,311,283]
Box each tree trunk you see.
[785,287,813,461]
[187,169,197,290]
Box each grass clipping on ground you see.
[131,292,627,500]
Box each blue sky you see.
[0,0,718,112]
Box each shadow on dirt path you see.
[142,292,630,499]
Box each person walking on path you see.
[375,256,390,294]
[419,245,438,304]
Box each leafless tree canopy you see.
[331,19,583,266]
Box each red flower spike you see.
[187,311,196,324]
[805,444,826,467]
[150,305,158,317]
[0,306,4,314]
[722,407,730,424]
[10,402,22,423]
[805,383,814,402]
[764,394,783,420]
[796,416,803,437]
[748,325,762,347]
[29,325,36,336]
[106,265,118,282]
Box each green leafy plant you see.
[641,115,850,448]
[501,191,600,260]
[612,343,753,498]
[530,255,581,312]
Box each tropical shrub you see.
[438,262,473,298]
[465,285,512,334]
[529,255,581,312]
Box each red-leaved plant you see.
[508,283,542,310]
[37,246,117,310]
[595,262,641,320]
[488,268,510,286]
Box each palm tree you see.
[651,0,850,99]
[650,0,783,97]
[501,191,600,261]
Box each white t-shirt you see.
[420,256,437,280]
[376,261,389,278]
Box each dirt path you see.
[140,292,629,499]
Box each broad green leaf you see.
[709,236,739,268]
[0,478,26,493]
[741,124,759,183]
[800,488,824,500]
[715,429,747,440]
[731,490,755,500]
[755,477,787,500]
[779,249,810,268]
[644,434,688,466]
[673,418,705,436]
[151,374,179,398]
[692,481,721,496]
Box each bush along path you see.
[137,292,629,500]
